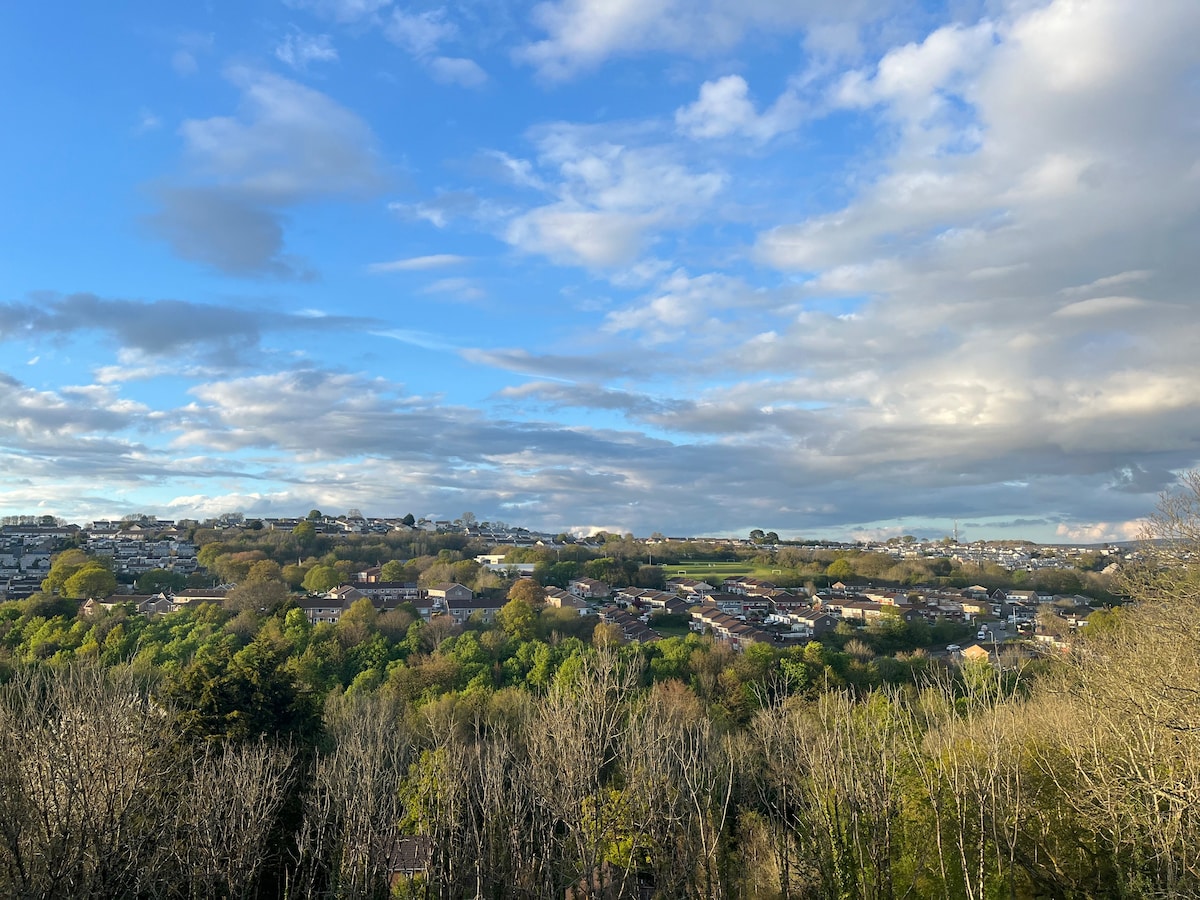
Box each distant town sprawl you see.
[0,511,1130,659]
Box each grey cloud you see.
[144,188,309,279]
[462,347,649,381]
[497,381,686,418]
[4,355,1188,539]
[0,292,378,365]
[147,70,384,276]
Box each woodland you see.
[0,483,1198,899]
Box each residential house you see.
[569,578,610,599]
[446,595,503,625]
[545,589,591,616]
[599,608,660,644]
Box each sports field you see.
[662,561,756,581]
[663,559,808,588]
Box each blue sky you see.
[2,0,1199,542]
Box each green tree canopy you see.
[62,563,117,600]
[302,565,341,594]
[826,558,854,580]
[135,568,187,594]
[41,549,92,594]
[497,599,536,642]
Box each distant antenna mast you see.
[954,520,959,543]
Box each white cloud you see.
[367,254,468,272]
[517,0,883,80]
[504,127,726,267]
[1053,295,1152,318]
[171,32,213,77]
[1056,520,1146,543]
[149,69,383,275]
[1061,269,1153,297]
[178,68,382,201]
[385,8,455,57]
[833,21,995,112]
[675,74,802,141]
[429,56,488,87]
[285,0,392,24]
[275,29,339,70]
[603,269,761,342]
[507,207,648,267]
[136,108,162,134]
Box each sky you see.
[1,0,1198,542]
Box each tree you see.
[750,529,766,542]
[0,665,182,897]
[380,559,409,582]
[135,568,187,593]
[292,520,316,546]
[62,563,117,600]
[401,513,416,527]
[507,579,546,606]
[497,599,537,642]
[302,565,341,594]
[40,549,91,594]
[224,579,289,614]
[825,558,853,580]
[1036,472,1200,896]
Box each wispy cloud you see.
[275,28,339,70]
[367,254,468,272]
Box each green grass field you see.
[663,561,755,580]
[663,560,807,588]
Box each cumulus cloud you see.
[675,74,802,141]
[429,56,488,87]
[146,69,383,276]
[504,127,726,267]
[602,270,773,343]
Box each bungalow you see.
[960,598,992,617]
[326,585,367,606]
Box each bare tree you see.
[0,664,181,899]
[296,691,415,899]
[526,648,641,899]
[175,739,295,899]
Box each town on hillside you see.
[1,511,1131,659]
